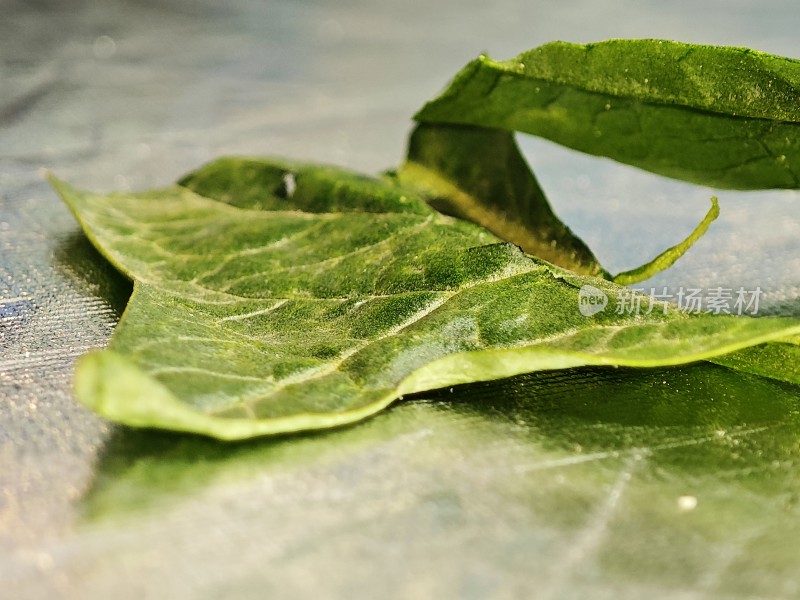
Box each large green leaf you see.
[50,159,800,439]
[415,39,800,189]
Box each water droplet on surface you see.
[282,172,296,198]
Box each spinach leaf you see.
[50,161,800,439]
[415,39,800,189]
[711,336,800,384]
[397,122,608,277]
[399,122,720,285]
[611,196,719,285]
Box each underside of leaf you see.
[415,40,800,189]
[398,122,607,277]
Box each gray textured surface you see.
[2,1,799,598]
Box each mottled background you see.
[2,1,799,598]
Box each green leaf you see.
[397,123,607,277]
[612,196,719,285]
[415,39,800,189]
[50,159,800,439]
[398,122,719,285]
[712,335,800,384]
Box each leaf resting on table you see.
[416,39,800,189]
[50,159,800,439]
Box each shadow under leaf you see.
[54,231,133,318]
[80,361,800,524]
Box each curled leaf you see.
[398,122,607,277]
[416,40,800,189]
[612,196,719,285]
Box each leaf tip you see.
[709,195,720,217]
[612,195,721,286]
[74,350,211,436]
